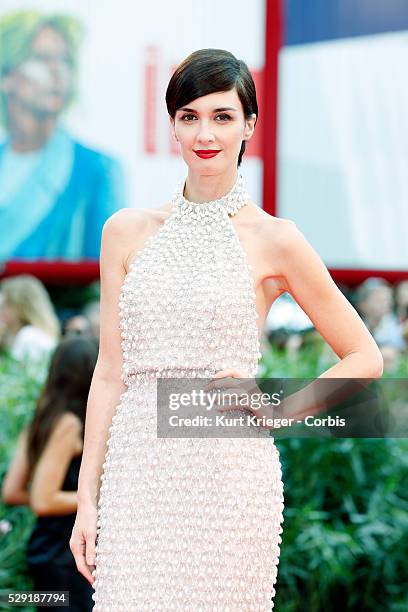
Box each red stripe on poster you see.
[263,0,283,216]
[144,46,158,154]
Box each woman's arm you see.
[76,208,149,507]
[207,219,384,427]
[70,207,150,584]
[29,413,82,515]
[2,427,30,506]
[263,218,384,378]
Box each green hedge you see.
[0,354,46,611]
[0,346,407,611]
[262,343,408,611]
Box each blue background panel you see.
[284,0,408,45]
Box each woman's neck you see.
[183,169,239,203]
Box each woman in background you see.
[0,274,60,361]
[2,336,98,611]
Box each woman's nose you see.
[196,121,215,143]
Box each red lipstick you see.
[194,150,221,159]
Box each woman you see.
[2,336,98,611]
[70,49,383,610]
[0,274,60,361]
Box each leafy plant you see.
[259,341,408,611]
[1,344,407,611]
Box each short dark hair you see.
[166,48,258,167]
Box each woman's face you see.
[0,294,20,332]
[170,88,256,174]
[362,287,393,319]
[396,281,408,307]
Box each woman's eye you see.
[180,113,232,122]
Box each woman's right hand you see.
[69,502,98,586]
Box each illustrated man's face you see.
[2,25,74,117]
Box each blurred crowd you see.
[265,277,408,375]
[1,272,406,376]
[0,274,99,611]
[0,274,100,363]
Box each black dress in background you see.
[26,454,93,611]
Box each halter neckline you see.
[172,174,250,217]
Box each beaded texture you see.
[92,175,285,611]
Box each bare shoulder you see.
[257,210,330,293]
[102,207,151,238]
[48,413,83,455]
[240,202,298,251]
[104,204,172,237]
[33,413,83,462]
[257,209,301,253]
[102,205,172,271]
[245,205,309,289]
[52,412,83,438]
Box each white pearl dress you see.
[92,176,285,611]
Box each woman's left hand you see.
[204,369,269,420]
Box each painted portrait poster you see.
[0,9,126,262]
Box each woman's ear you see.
[169,114,178,142]
[243,113,257,141]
